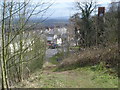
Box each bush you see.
[56,44,118,75]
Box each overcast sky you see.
[4,0,113,18]
[33,0,112,18]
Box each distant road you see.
[45,47,68,62]
[45,49,58,60]
[45,46,70,60]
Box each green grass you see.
[15,45,119,88]
[70,46,79,50]
[16,62,118,88]
[49,53,63,65]
[55,61,118,77]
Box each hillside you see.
[29,17,69,26]
[56,45,118,73]
[15,45,118,88]
[15,61,118,88]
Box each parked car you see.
[47,41,52,47]
[49,43,58,49]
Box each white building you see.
[45,26,68,46]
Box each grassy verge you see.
[49,52,63,65]
[70,46,79,49]
[15,62,118,88]
[70,46,80,51]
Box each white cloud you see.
[54,0,74,3]
[7,0,111,4]
[5,0,112,4]
[30,0,74,3]
[73,0,111,4]
[97,0,111,4]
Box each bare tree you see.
[0,0,53,88]
[75,0,96,47]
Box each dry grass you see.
[15,62,118,88]
[56,44,118,73]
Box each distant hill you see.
[11,17,70,27]
[29,17,69,27]
[44,19,69,26]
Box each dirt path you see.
[15,61,118,88]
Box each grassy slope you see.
[56,45,118,73]
[15,45,118,88]
[16,62,118,88]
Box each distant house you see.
[46,34,54,43]
[44,26,68,46]
[47,37,53,41]
[57,38,62,46]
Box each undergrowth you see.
[55,45,118,76]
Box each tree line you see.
[69,0,119,49]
